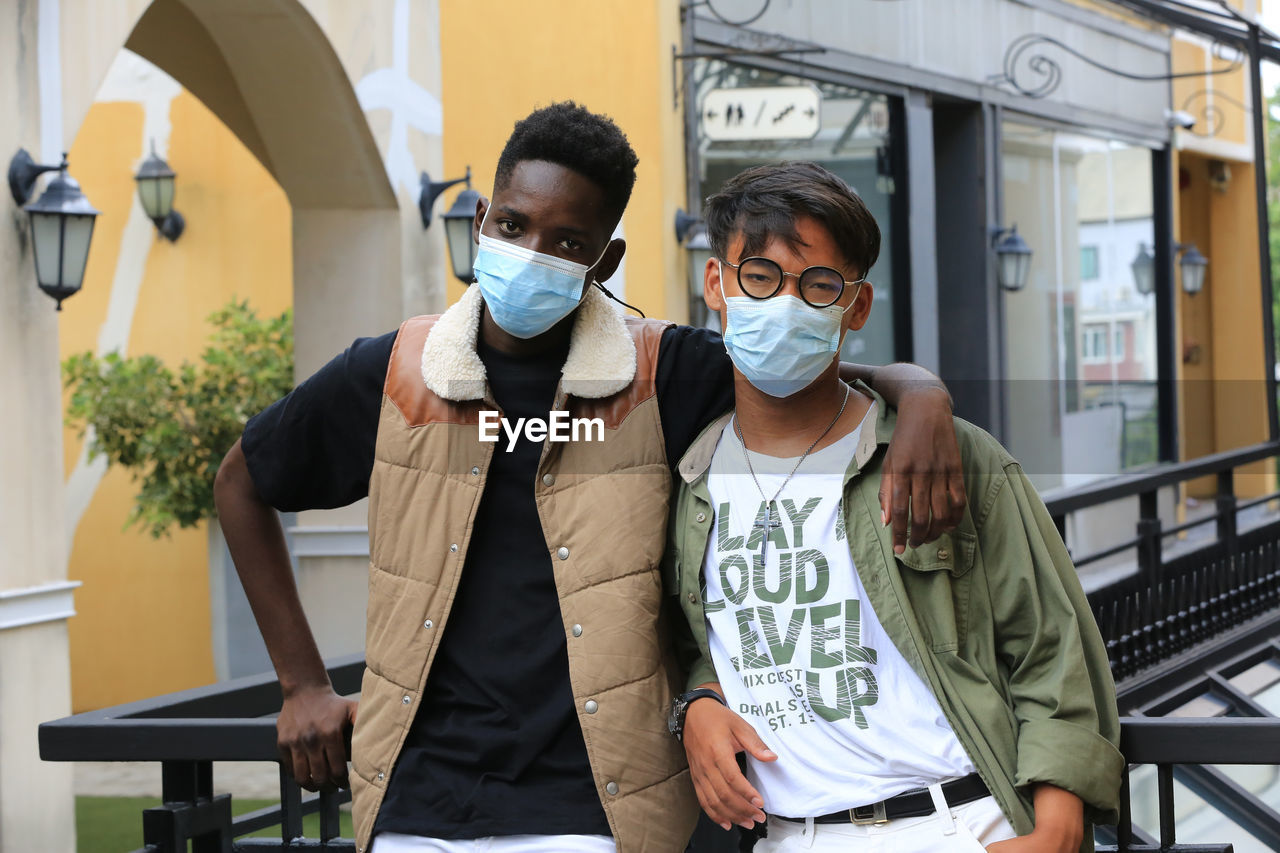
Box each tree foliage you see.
[64,301,293,538]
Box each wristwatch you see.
[668,688,726,742]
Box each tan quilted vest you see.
[349,286,698,852]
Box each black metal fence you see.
[43,654,364,852]
[46,685,1280,852]
[1045,441,1280,685]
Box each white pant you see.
[756,795,1017,852]
[370,832,616,853]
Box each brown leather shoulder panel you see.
[574,318,672,429]
[385,316,480,427]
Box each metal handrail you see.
[1042,440,1280,517]
[40,678,1280,853]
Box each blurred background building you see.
[6,0,1280,850]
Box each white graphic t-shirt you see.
[703,413,975,817]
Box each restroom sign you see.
[702,86,822,141]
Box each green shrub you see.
[63,301,293,538]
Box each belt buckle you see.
[849,801,888,825]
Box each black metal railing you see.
[43,443,1280,851]
[1043,441,1280,684]
[45,677,1280,852]
[42,654,364,852]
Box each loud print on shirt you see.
[706,496,881,730]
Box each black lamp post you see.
[1131,243,1155,296]
[420,166,480,284]
[8,149,100,310]
[134,141,184,241]
[991,226,1033,292]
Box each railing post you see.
[1216,469,1239,565]
[143,760,231,853]
[1137,489,1163,585]
[280,764,305,841]
[1158,763,1177,849]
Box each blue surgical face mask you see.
[472,205,609,339]
[719,264,854,398]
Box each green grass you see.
[76,795,355,852]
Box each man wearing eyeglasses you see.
[664,161,1122,852]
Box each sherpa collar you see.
[419,284,638,402]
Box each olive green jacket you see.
[664,383,1123,847]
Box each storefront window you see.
[693,61,900,366]
[1001,121,1159,490]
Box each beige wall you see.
[59,51,294,711]
[2,1,446,847]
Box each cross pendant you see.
[752,501,782,561]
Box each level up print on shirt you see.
[707,493,879,731]
[702,418,974,814]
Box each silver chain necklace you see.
[734,382,851,563]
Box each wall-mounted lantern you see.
[676,208,715,326]
[1131,243,1155,296]
[1178,243,1208,296]
[991,225,1032,292]
[134,142,184,242]
[420,166,480,284]
[8,149,100,310]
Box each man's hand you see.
[682,686,775,831]
[985,784,1084,853]
[277,685,358,792]
[879,386,966,554]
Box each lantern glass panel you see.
[29,210,64,287]
[139,175,175,220]
[443,215,476,283]
[1131,256,1155,295]
[999,251,1027,291]
[1182,261,1206,295]
[60,214,97,287]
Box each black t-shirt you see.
[241,323,733,840]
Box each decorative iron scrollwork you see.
[687,0,771,27]
[1179,88,1250,138]
[991,33,1243,100]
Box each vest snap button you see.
[471,466,480,476]
[606,781,619,795]
[543,473,556,486]
[557,546,570,561]
[449,543,459,553]
[688,592,698,604]
[572,624,583,637]
[402,695,411,705]
[584,699,598,714]
[377,772,385,781]
[938,549,950,560]
[696,512,707,523]
[424,619,434,629]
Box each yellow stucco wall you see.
[60,84,292,712]
[1168,5,1273,497]
[438,0,686,320]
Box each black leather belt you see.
[775,773,990,825]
